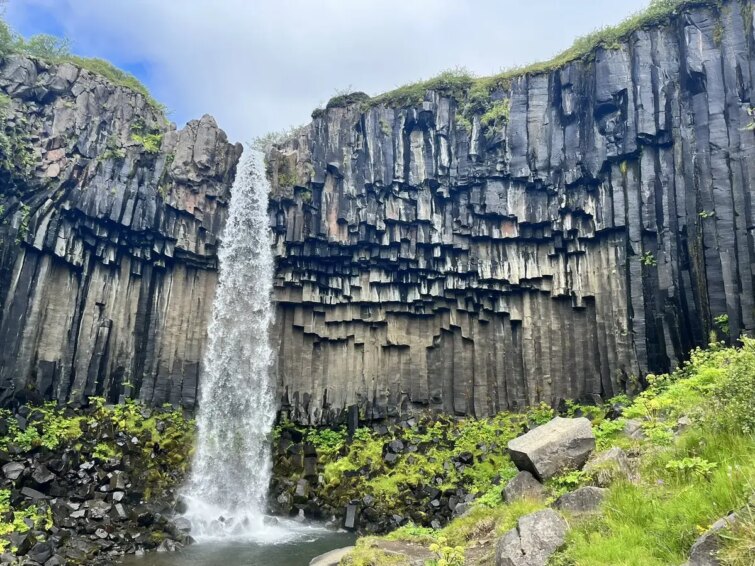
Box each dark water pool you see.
[120,529,355,566]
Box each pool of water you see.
[120,523,355,566]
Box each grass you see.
[0,16,164,114]
[340,338,755,565]
[308,0,724,118]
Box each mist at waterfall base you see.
[126,149,351,564]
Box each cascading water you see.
[182,148,277,540]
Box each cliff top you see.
[315,0,738,116]
[0,15,165,115]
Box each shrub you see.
[708,338,755,434]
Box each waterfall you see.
[182,148,276,540]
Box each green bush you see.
[708,337,755,434]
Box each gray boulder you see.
[584,447,632,487]
[684,513,737,566]
[507,417,595,480]
[503,471,545,503]
[310,546,356,566]
[496,509,569,566]
[554,486,606,513]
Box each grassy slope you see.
[340,340,755,565]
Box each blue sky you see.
[5,0,651,142]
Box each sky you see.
[5,0,651,143]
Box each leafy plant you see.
[640,251,657,266]
[428,536,465,566]
[665,456,717,480]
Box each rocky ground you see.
[0,401,193,565]
[307,340,755,566]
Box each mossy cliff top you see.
[0,16,164,115]
[312,0,739,120]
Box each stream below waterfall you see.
[120,527,355,566]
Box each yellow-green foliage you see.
[0,489,52,553]
[130,121,163,155]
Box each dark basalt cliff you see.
[268,0,755,424]
[0,54,241,408]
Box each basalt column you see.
[268,0,755,424]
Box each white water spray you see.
[182,148,278,540]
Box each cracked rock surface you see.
[268,0,755,424]
[0,54,241,408]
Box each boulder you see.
[503,471,545,503]
[496,509,569,566]
[507,417,595,480]
[554,487,606,513]
[584,447,632,487]
[684,513,737,566]
[310,546,356,566]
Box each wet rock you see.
[344,504,359,531]
[503,471,545,503]
[309,546,355,566]
[294,479,310,503]
[507,417,595,480]
[496,509,568,566]
[554,487,606,513]
[26,542,53,564]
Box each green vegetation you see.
[341,338,755,565]
[326,91,371,110]
[0,16,163,113]
[640,251,657,266]
[0,489,52,553]
[0,399,194,500]
[131,120,163,154]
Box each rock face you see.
[507,417,595,480]
[267,0,755,424]
[495,508,568,566]
[0,54,241,408]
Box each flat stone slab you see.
[507,417,595,480]
[310,546,355,566]
[554,486,606,513]
[496,509,569,566]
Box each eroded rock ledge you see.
[0,54,242,408]
[268,0,755,424]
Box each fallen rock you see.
[623,419,645,440]
[496,509,569,566]
[310,546,356,566]
[554,487,606,513]
[507,417,595,480]
[503,471,545,503]
[584,447,632,487]
[684,513,737,566]
[2,462,24,480]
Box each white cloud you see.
[7,0,650,142]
